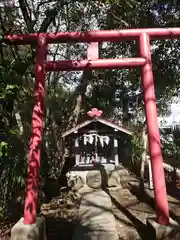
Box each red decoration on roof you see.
[87,108,103,118]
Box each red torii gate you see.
[4,28,180,226]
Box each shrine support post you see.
[140,33,169,225]
[24,34,47,224]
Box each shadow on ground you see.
[46,218,87,240]
[131,183,180,223]
[109,193,148,240]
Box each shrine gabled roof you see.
[61,117,132,138]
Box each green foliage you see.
[131,123,147,164]
[162,127,180,159]
[132,134,143,162]
[0,141,8,159]
[103,0,140,8]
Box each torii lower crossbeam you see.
[4,27,180,226]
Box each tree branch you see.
[38,0,71,33]
[38,0,87,33]
[18,0,32,29]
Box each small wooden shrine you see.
[61,108,132,168]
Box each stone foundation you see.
[66,165,127,190]
[10,217,46,240]
[147,218,180,240]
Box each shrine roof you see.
[61,117,132,138]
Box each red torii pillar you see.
[4,27,180,225]
[23,34,47,224]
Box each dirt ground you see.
[110,188,155,240]
[0,221,13,239]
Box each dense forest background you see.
[0,0,180,221]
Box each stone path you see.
[72,168,155,240]
[72,186,118,240]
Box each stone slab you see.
[147,218,180,240]
[10,217,46,240]
[73,187,118,240]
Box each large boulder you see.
[66,173,85,191]
[73,187,118,240]
[86,170,102,189]
[108,170,122,188]
[116,168,134,189]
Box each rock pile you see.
[40,187,81,220]
[40,187,82,240]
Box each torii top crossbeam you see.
[4,28,180,44]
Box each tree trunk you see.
[68,70,92,128]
